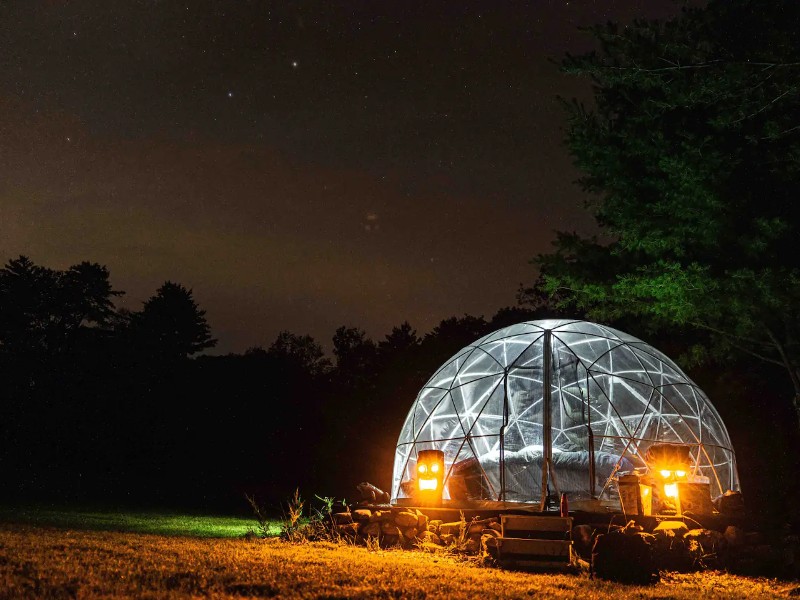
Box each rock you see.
[714,490,745,515]
[402,527,418,540]
[419,530,441,545]
[352,509,372,522]
[464,538,480,553]
[381,521,401,536]
[592,530,658,584]
[395,511,419,528]
[332,512,353,525]
[653,520,689,538]
[724,525,746,547]
[337,523,359,537]
[439,521,465,536]
[481,533,499,552]
[381,534,400,548]
[361,522,381,537]
[685,528,723,545]
[573,524,594,559]
[468,523,485,535]
[416,512,429,531]
[440,533,455,545]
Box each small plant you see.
[280,488,306,542]
[244,493,273,538]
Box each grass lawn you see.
[0,505,279,538]
[0,521,796,599]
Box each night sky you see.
[1,1,683,353]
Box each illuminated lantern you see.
[416,449,445,506]
[646,444,692,515]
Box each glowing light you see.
[431,463,440,473]
[418,464,427,474]
[660,469,672,478]
[641,487,650,496]
[419,478,438,491]
[664,483,678,498]
[676,470,687,478]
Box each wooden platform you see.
[496,515,575,570]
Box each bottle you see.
[560,492,569,517]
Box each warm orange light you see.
[431,463,440,473]
[664,483,678,498]
[675,470,687,478]
[641,487,650,496]
[419,478,438,491]
[418,464,428,474]
[660,469,672,478]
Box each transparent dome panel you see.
[391,320,740,507]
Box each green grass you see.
[0,506,281,538]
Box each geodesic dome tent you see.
[392,320,739,508]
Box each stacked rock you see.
[330,507,501,553]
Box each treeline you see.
[1,256,797,522]
[0,255,553,511]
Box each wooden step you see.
[501,515,572,539]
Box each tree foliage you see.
[529,0,800,420]
[131,281,217,360]
[0,255,121,355]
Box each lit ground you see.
[0,521,796,599]
[0,506,271,537]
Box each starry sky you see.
[0,1,685,353]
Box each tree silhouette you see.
[0,255,121,355]
[131,281,216,360]
[267,331,330,376]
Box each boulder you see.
[440,533,455,545]
[381,522,401,536]
[419,530,441,545]
[332,512,354,525]
[429,519,443,531]
[653,520,689,538]
[468,523,486,535]
[395,511,419,528]
[402,527,418,540]
[439,521,465,536]
[416,512,429,531]
[464,538,480,553]
[337,523,359,537]
[724,525,746,547]
[481,533,499,553]
[572,524,594,559]
[360,522,381,537]
[592,530,658,584]
[352,509,372,522]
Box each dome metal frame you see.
[391,319,739,508]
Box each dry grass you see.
[0,523,795,599]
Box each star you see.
[227,91,233,98]
[291,61,298,68]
